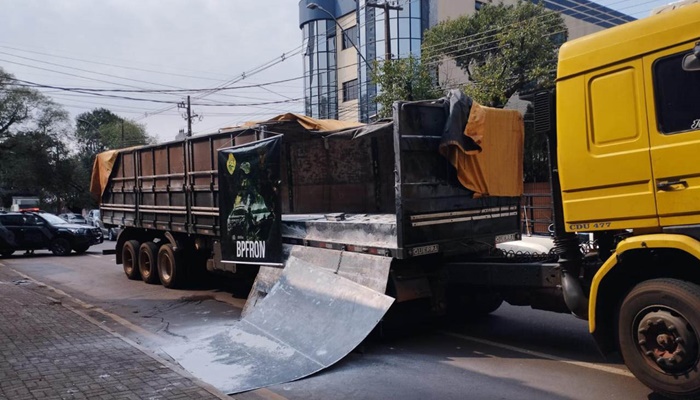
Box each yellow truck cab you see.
[548,3,700,398]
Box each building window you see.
[342,25,358,50]
[653,51,700,134]
[342,79,358,102]
[475,1,485,11]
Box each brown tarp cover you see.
[237,113,364,132]
[439,102,524,197]
[89,114,370,203]
[89,150,119,204]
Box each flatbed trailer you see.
[92,95,523,393]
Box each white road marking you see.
[89,254,102,259]
[441,331,635,378]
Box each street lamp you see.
[306,2,373,71]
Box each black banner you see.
[218,136,282,265]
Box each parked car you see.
[58,213,88,225]
[86,209,119,241]
[0,211,103,257]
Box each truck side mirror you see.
[682,42,700,72]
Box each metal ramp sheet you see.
[163,256,394,394]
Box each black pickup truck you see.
[0,211,103,256]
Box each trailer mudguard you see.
[163,254,394,394]
[588,233,700,333]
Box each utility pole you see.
[178,95,200,137]
[120,119,124,147]
[366,1,403,60]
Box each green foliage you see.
[0,69,69,142]
[0,68,154,211]
[370,55,445,118]
[422,1,566,107]
[75,108,153,154]
[99,119,153,149]
[75,108,121,154]
[73,109,154,184]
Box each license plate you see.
[410,244,439,257]
[495,233,519,244]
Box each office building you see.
[298,0,634,122]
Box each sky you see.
[0,0,674,144]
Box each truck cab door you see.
[557,59,658,231]
[644,43,700,226]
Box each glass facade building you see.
[299,0,426,122]
[302,19,338,119]
[358,0,426,121]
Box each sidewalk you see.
[0,267,228,400]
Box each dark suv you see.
[0,211,103,257]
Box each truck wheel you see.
[138,242,160,284]
[122,240,141,280]
[157,243,183,289]
[73,245,90,254]
[618,278,700,399]
[446,287,503,323]
[50,238,71,256]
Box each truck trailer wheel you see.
[446,287,503,323]
[122,240,141,280]
[618,278,700,399]
[157,243,183,289]
[138,242,160,284]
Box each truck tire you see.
[138,242,160,284]
[157,243,183,289]
[618,278,700,399]
[446,287,503,323]
[50,238,71,256]
[122,240,141,280]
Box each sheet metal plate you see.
[163,256,394,394]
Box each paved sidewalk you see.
[0,267,228,400]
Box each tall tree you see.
[0,67,77,210]
[75,108,153,154]
[73,108,155,194]
[370,55,446,118]
[0,68,69,143]
[74,108,121,155]
[422,1,567,107]
[98,119,153,149]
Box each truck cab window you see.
[653,51,700,134]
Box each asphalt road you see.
[0,241,658,400]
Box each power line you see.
[6,76,304,94]
[9,78,303,107]
[0,44,230,82]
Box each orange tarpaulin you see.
[440,103,524,197]
[89,150,119,203]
